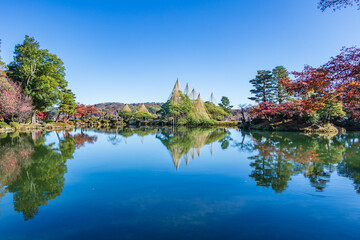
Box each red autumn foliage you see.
[74,103,98,119]
[36,111,50,121]
[250,100,312,120]
[0,78,34,122]
[280,47,360,119]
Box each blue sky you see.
[1,0,360,106]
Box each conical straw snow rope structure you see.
[210,92,217,104]
[122,104,132,112]
[190,88,197,101]
[184,83,190,97]
[194,93,210,120]
[169,79,183,104]
[138,104,149,113]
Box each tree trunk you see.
[31,111,36,124]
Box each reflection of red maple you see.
[0,140,33,186]
[73,133,98,149]
[252,138,320,163]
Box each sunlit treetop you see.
[319,0,360,11]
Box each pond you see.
[0,128,359,240]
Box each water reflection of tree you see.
[243,132,347,193]
[156,127,228,170]
[337,133,360,193]
[0,131,98,220]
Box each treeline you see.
[247,47,360,130]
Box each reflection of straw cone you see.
[170,146,184,171]
[141,137,144,144]
[197,146,203,157]
[210,143,214,156]
[191,148,196,159]
[185,153,190,165]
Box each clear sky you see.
[1,0,360,106]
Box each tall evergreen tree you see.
[249,70,274,103]
[58,89,76,120]
[7,36,68,121]
[272,66,289,104]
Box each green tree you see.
[205,102,230,120]
[134,111,154,121]
[58,89,76,120]
[160,93,194,124]
[120,110,133,120]
[218,96,233,114]
[318,98,346,123]
[7,138,68,220]
[7,36,68,121]
[272,66,289,104]
[249,70,275,103]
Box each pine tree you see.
[272,66,289,104]
[249,70,274,103]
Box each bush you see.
[305,113,320,125]
[110,119,119,125]
[0,133,7,139]
[9,122,20,129]
[41,122,47,127]
[90,116,98,122]
[0,122,9,128]
[9,132,19,138]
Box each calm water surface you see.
[0,127,360,240]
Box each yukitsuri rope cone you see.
[210,92,216,104]
[184,83,190,97]
[194,93,210,120]
[138,104,149,113]
[122,104,132,112]
[190,88,197,101]
[169,78,183,104]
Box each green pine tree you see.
[249,70,275,103]
[272,66,289,104]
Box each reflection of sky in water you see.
[0,128,360,240]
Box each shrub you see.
[0,133,7,138]
[9,122,20,129]
[305,113,320,125]
[90,116,98,122]
[0,122,9,128]
[9,132,19,138]
[110,119,119,125]
[41,122,47,127]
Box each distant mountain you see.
[94,102,163,114]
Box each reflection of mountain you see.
[0,131,97,220]
[240,131,355,193]
[156,128,229,170]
